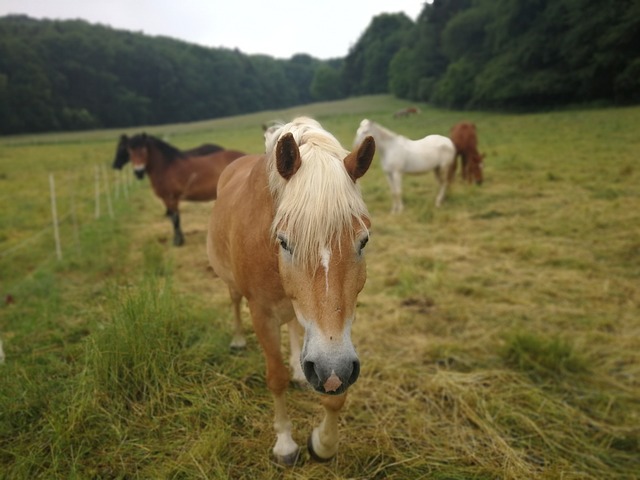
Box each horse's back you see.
[450,122,478,153]
[215,153,260,196]
[416,134,456,164]
[207,154,273,291]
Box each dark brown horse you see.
[449,122,484,185]
[113,133,245,245]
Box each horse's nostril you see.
[303,360,319,387]
[349,360,360,386]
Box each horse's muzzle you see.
[134,170,145,180]
[302,357,360,396]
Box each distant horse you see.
[207,117,375,464]
[354,119,456,213]
[449,121,484,185]
[262,120,284,145]
[112,134,245,246]
[393,106,421,118]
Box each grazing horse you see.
[354,119,456,213]
[112,134,245,246]
[207,117,375,464]
[393,106,421,118]
[449,122,484,185]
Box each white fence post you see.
[94,165,101,219]
[102,165,114,218]
[49,173,62,261]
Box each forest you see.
[1,0,638,134]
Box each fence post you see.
[123,168,130,198]
[114,167,121,200]
[49,173,62,261]
[95,165,101,219]
[102,164,114,218]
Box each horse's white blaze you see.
[133,165,145,172]
[320,247,331,294]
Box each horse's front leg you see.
[385,170,404,214]
[228,286,246,349]
[287,319,306,384]
[308,393,347,462]
[251,307,300,465]
[461,155,469,182]
[434,167,448,207]
[167,209,184,246]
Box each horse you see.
[354,119,456,213]
[207,117,375,464]
[393,106,421,118]
[262,120,284,145]
[449,121,484,185]
[112,133,245,246]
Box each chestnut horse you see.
[449,121,484,185]
[393,106,421,118]
[207,117,375,464]
[354,119,456,213]
[112,134,245,245]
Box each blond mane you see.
[266,117,370,267]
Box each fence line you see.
[0,164,137,267]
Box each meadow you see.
[0,95,638,479]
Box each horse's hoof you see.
[230,336,247,350]
[229,344,246,354]
[274,448,301,466]
[307,435,335,463]
[173,236,184,246]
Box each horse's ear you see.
[345,135,375,181]
[276,132,301,180]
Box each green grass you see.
[1,95,639,479]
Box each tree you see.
[342,13,414,96]
[310,64,344,100]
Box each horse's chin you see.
[134,170,145,180]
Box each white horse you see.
[354,119,456,213]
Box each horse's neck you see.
[148,140,180,171]
[372,123,400,148]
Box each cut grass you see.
[1,96,639,479]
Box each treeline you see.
[0,15,338,133]
[349,0,640,109]
[1,0,639,134]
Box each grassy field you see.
[1,95,639,479]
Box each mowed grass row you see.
[0,95,639,479]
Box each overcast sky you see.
[0,1,427,59]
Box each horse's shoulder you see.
[218,154,260,185]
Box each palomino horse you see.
[354,119,456,213]
[449,121,484,185]
[112,134,245,246]
[207,117,375,464]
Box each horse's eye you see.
[358,235,369,252]
[277,235,292,254]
